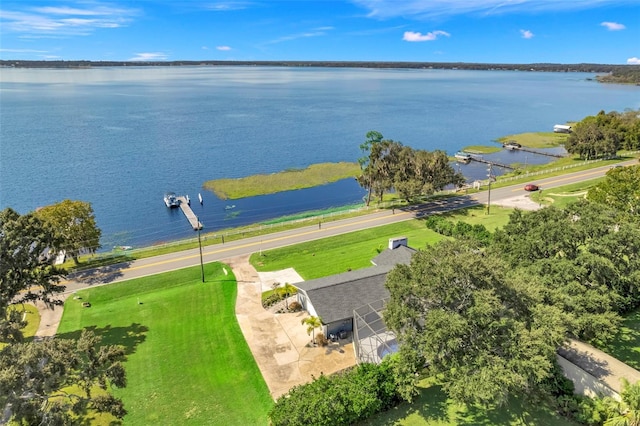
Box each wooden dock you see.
[176,196,203,230]
[516,147,565,158]
[468,156,514,170]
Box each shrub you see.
[268,359,402,426]
[315,332,328,347]
[288,301,302,312]
[262,292,282,308]
[425,215,453,236]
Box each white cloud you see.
[202,2,253,12]
[264,27,333,45]
[0,48,48,53]
[0,3,139,36]
[627,57,640,65]
[129,52,168,61]
[600,21,626,31]
[520,29,534,39]
[216,46,232,51]
[403,30,450,42]
[352,0,637,19]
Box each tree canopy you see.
[0,207,127,424]
[36,199,101,264]
[384,181,640,407]
[384,239,566,406]
[0,208,65,343]
[357,131,464,205]
[587,164,640,217]
[565,110,640,159]
[0,330,127,425]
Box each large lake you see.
[1,66,639,249]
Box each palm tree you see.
[604,379,640,426]
[301,316,322,346]
[280,283,295,310]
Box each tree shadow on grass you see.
[599,309,640,370]
[57,323,148,356]
[457,396,564,426]
[68,261,133,285]
[364,383,449,425]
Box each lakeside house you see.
[293,236,640,399]
[294,237,415,339]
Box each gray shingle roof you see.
[301,267,391,324]
[295,246,415,324]
[371,245,416,267]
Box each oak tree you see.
[0,208,65,343]
[384,239,566,405]
[36,199,101,265]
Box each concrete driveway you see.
[227,255,356,400]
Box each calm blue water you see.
[1,67,638,249]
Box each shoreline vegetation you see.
[497,131,571,148]
[203,162,361,200]
[210,132,568,201]
[63,129,636,270]
[4,60,639,83]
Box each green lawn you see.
[251,206,513,279]
[599,308,640,370]
[360,378,578,425]
[530,178,604,209]
[253,220,443,279]
[57,263,272,425]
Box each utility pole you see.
[197,217,204,283]
[486,163,493,215]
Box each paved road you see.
[63,160,636,292]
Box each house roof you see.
[371,245,416,267]
[295,246,415,325]
[298,266,392,324]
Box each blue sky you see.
[1,1,638,64]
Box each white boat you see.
[225,205,236,210]
[164,192,180,208]
[553,124,572,133]
[503,141,521,150]
[186,195,190,205]
[454,152,471,163]
[198,193,203,205]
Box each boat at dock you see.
[454,152,472,163]
[198,193,203,205]
[503,141,522,150]
[164,192,180,208]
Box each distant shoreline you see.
[1,59,635,75]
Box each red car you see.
[524,184,539,191]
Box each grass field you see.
[359,377,578,425]
[599,308,640,370]
[251,205,513,279]
[57,263,272,425]
[530,178,604,209]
